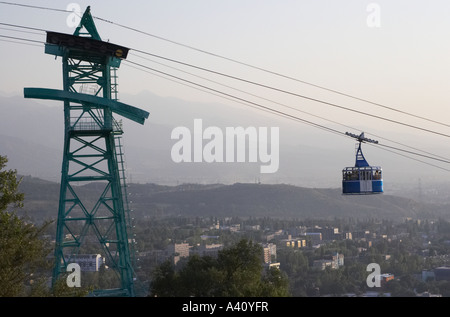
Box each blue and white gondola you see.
[342,132,383,195]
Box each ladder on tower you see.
[111,67,119,101]
[110,54,146,296]
[114,133,146,295]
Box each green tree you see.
[151,260,180,297]
[0,155,52,296]
[177,254,221,296]
[0,155,24,211]
[216,239,264,296]
[260,266,291,296]
[150,239,290,297]
[48,277,91,297]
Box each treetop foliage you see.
[150,239,290,297]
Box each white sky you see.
[1,1,449,117]
[1,1,450,186]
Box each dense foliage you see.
[0,155,51,296]
[150,239,290,297]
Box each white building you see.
[261,243,277,263]
[167,243,191,265]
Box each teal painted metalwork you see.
[23,6,148,296]
[74,6,101,41]
[24,88,149,125]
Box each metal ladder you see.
[114,133,146,295]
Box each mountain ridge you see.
[17,176,449,223]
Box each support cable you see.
[125,59,450,168]
[1,18,450,171]
[129,53,450,163]
[129,51,450,138]
[2,19,449,137]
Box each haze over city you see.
[1,1,450,190]
[3,1,450,305]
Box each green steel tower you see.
[24,7,149,296]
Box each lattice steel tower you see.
[24,7,149,296]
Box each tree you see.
[0,155,51,296]
[216,239,264,296]
[0,155,24,211]
[177,254,221,296]
[150,239,291,297]
[150,260,181,297]
[260,267,291,296]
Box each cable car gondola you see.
[342,132,383,195]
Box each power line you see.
[366,142,450,173]
[129,51,450,139]
[377,143,450,164]
[125,59,450,168]
[0,22,47,33]
[1,1,448,129]
[0,1,69,13]
[0,19,339,139]
[125,59,345,137]
[89,14,450,129]
[130,52,450,163]
[122,61,279,116]
[0,26,44,35]
[1,29,448,169]
[0,34,44,45]
[2,21,450,171]
[0,38,42,47]
[2,18,450,138]
[123,60,350,140]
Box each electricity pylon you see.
[24,7,149,296]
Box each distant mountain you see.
[17,176,450,223]
[128,182,448,221]
[0,134,61,181]
[0,91,348,187]
[2,91,441,191]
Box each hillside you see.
[128,182,448,221]
[17,176,450,223]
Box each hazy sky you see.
[1,1,450,186]
[2,1,450,103]
[1,1,449,118]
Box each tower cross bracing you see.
[24,7,149,296]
